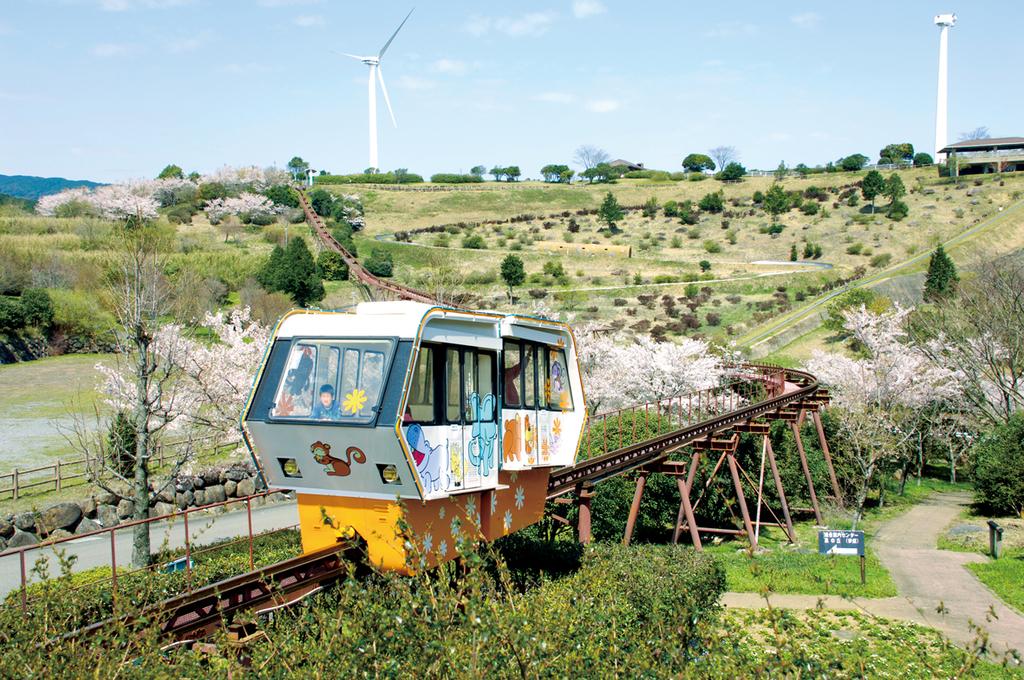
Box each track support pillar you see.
[575,484,593,544]
[727,452,758,551]
[812,410,844,509]
[764,436,796,543]
[791,415,823,524]
[622,473,647,546]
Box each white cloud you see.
[585,99,620,113]
[703,22,758,39]
[165,29,212,53]
[91,43,131,57]
[790,12,821,29]
[396,75,435,91]
[466,12,556,38]
[293,14,324,27]
[431,58,468,75]
[533,91,575,104]
[572,0,606,18]
[99,0,193,10]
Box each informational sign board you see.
[818,529,865,556]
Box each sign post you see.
[818,529,866,585]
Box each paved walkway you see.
[722,492,1024,661]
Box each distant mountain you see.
[0,174,104,200]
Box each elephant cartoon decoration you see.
[468,393,497,478]
[406,423,446,493]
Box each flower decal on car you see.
[342,388,367,414]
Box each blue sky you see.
[1,0,1022,182]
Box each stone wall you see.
[0,462,292,552]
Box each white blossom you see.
[575,326,724,412]
[203,192,279,222]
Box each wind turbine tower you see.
[933,13,956,161]
[339,9,414,172]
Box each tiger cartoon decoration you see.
[311,441,366,477]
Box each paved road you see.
[723,492,1024,663]
[0,501,299,598]
[873,492,1024,660]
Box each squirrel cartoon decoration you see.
[311,441,366,477]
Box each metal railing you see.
[4,488,294,614]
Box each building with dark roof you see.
[938,137,1024,176]
[608,159,644,171]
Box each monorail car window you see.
[548,348,573,411]
[407,346,436,423]
[270,339,393,424]
[502,342,521,407]
[445,348,461,423]
[476,351,495,420]
[523,345,536,408]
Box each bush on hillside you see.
[317,250,349,281]
[429,173,485,184]
[972,414,1024,516]
[363,248,394,277]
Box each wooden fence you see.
[0,436,241,501]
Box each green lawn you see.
[968,549,1024,615]
[720,609,1022,678]
[706,520,897,598]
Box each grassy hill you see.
[0,173,103,200]
[323,168,1024,346]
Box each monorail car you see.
[242,302,586,572]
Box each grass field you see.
[0,353,115,471]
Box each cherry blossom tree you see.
[202,165,290,192]
[807,305,961,522]
[575,326,724,413]
[35,182,160,220]
[203,192,278,224]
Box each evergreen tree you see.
[257,244,286,291]
[790,243,798,261]
[861,170,885,213]
[258,240,324,307]
[598,192,624,230]
[500,254,526,301]
[923,244,959,302]
[883,173,906,203]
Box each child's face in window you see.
[320,391,333,408]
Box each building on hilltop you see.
[609,159,644,171]
[939,137,1024,176]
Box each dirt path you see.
[722,492,1024,662]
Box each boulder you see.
[48,529,73,541]
[13,512,37,532]
[96,504,120,527]
[192,489,206,507]
[176,477,194,492]
[205,484,226,504]
[79,497,97,518]
[75,518,103,535]
[191,475,205,490]
[39,502,82,535]
[224,467,248,482]
[156,488,175,504]
[7,529,37,549]
[236,478,256,498]
[0,537,6,552]
[218,469,228,484]
[96,491,118,506]
[116,499,135,520]
[202,470,220,486]
[224,480,237,497]
[153,501,176,517]
[0,518,13,539]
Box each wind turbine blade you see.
[378,7,414,59]
[377,65,398,128]
[331,49,366,61]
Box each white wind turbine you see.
[337,8,414,172]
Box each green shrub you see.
[20,288,54,329]
[870,253,892,268]
[662,200,679,217]
[461,234,486,249]
[363,248,394,277]
[972,414,1024,516]
[264,184,299,208]
[429,173,485,184]
[315,172,423,185]
[801,201,819,216]
[698,191,724,213]
[703,240,722,254]
[165,204,193,224]
[887,199,909,221]
[846,242,863,255]
[317,250,349,281]
[0,296,26,332]
[49,288,114,343]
